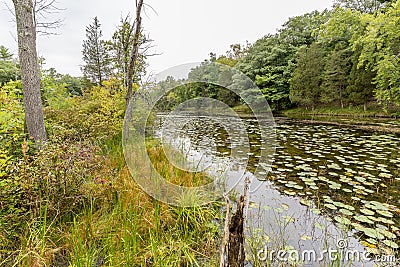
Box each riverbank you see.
[283,117,400,134]
[279,108,400,134]
[282,106,400,118]
[0,85,222,266]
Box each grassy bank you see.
[0,85,222,266]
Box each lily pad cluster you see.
[263,123,400,251]
[160,116,400,252]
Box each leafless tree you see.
[126,0,144,105]
[33,0,63,35]
[6,0,63,35]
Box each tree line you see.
[157,0,399,113]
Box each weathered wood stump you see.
[220,177,250,267]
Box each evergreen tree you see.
[290,43,326,110]
[346,51,375,111]
[82,17,111,86]
[321,42,352,108]
[0,45,13,61]
[0,45,19,84]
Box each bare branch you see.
[143,3,158,17]
[126,0,144,104]
[33,0,64,35]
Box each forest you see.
[156,0,399,115]
[1,0,400,266]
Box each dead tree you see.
[126,0,144,105]
[220,177,250,267]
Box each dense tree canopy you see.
[154,1,400,112]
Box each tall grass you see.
[1,135,221,266]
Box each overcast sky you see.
[0,0,334,77]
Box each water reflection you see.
[156,114,400,266]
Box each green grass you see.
[1,136,222,266]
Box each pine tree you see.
[346,51,375,111]
[290,43,326,110]
[321,42,352,108]
[82,17,111,86]
[0,45,13,61]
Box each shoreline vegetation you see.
[282,106,400,119]
[0,85,222,266]
[234,104,400,134]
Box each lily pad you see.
[324,203,337,210]
[334,216,351,225]
[362,228,385,240]
[339,209,353,216]
[382,240,399,249]
[376,210,393,218]
[354,215,374,224]
[360,208,375,216]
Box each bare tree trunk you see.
[339,88,344,109]
[220,177,250,267]
[126,0,144,105]
[13,0,47,144]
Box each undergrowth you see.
[0,81,222,266]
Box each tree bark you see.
[13,0,47,144]
[126,0,144,105]
[220,177,250,267]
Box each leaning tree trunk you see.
[126,0,144,105]
[13,0,47,144]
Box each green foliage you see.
[234,11,331,111]
[45,81,125,141]
[346,50,376,109]
[279,10,331,47]
[0,60,19,85]
[354,0,400,106]
[59,74,84,96]
[0,81,25,161]
[237,35,294,110]
[333,0,388,13]
[0,45,13,61]
[321,42,352,107]
[290,43,326,110]
[0,45,19,85]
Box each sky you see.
[0,0,334,77]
